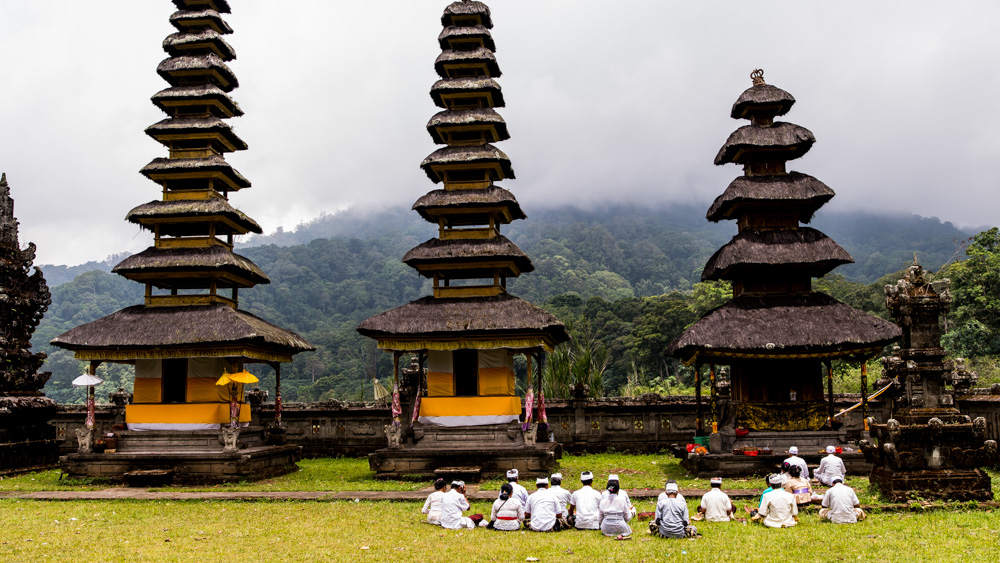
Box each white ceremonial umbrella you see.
[72,373,104,429]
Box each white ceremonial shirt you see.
[525,488,561,531]
[821,483,861,524]
[509,481,529,508]
[699,487,733,522]
[421,490,445,525]
[550,485,572,516]
[569,485,603,529]
[439,489,471,530]
[783,455,810,479]
[815,454,847,485]
[759,488,798,528]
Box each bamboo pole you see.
[694,364,703,435]
[826,360,835,428]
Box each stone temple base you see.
[369,422,560,481]
[870,467,993,502]
[60,427,300,484]
[1,439,61,475]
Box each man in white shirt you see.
[505,468,529,508]
[814,446,847,486]
[783,446,809,479]
[754,474,798,528]
[439,480,475,530]
[525,477,565,532]
[698,477,734,522]
[820,478,865,524]
[568,471,602,530]
[549,473,572,529]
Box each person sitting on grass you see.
[783,446,810,479]
[754,474,798,528]
[598,474,634,540]
[440,480,475,530]
[525,477,565,532]
[421,478,448,525]
[783,464,813,506]
[489,483,525,531]
[697,477,733,522]
[549,473,572,530]
[568,471,602,530]
[505,468,529,508]
[778,461,792,486]
[819,478,866,524]
[744,474,775,519]
[815,446,847,486]
[653,482,695,538]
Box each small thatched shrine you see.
[861,261,996,500]
[52,0,313,483]
[668,70,901,474]
[358,0,568,481]
[0,173,59,473]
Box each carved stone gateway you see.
[861,261,997,501]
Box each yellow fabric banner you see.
[418,396,521,417]
[734,402,829,432]
[478,367,514,396]
[125,403,250,424]
[427,372,455,397]
[133,378,162,404]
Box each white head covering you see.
[452,480,465,488]
[581,471,594,481]
[768,474,783,487]
[665,482,679,493]
[608,474,620,482]
[536,477,549,486]
[788,446,799,455]
[826,446,837,454]
[710,477,723,486]
[506,468,519,479]
[551,473,563,480]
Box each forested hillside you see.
[33,204,985,404]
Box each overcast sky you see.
[1,1,997,266]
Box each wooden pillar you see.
[860,361,869,431]
[710,365,718,434]
[826,360,835,428]
[274,363,282,427]
[694,364,703,435]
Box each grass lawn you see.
[1,498,998,563]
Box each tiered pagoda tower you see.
[0,173,59,471]
[52,0,312,482]
[358,0,568,480]
[669,71,900,464]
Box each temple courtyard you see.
[1,455,997,562]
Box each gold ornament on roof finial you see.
[751,69,765,86]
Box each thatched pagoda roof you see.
[731,84,796,120]
[126,198,262,235]
[169,10,233,35]
[707,172,834,223]
[145,117,247,151]
[702,228,853,281]
[420,144,514,182]
[151,85,243,117]
[51,303,313,360]
[435,48,501,79]
[164,30,236,60]
[442,1,493,28]
[113,246,269,287]
[714,122,815,165]
[402,236,533,274]
[412,186,524,223]
[431,77,504,108]
[141,155,250,189]
[357,294,568,344]
[172,0,231,15]
[667,292,901,361]
[438,25,495,51]
[157,54,238,92]
[426,108,509,143]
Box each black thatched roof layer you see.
[667,293,901,360]
[141,155,250,189]
[357,294,568,343]
[51,303,312,354]
[412,186,524,222]
[420,144,514,182]
[707,172,835,222]
[151,85,243,117]
[126,198,262,235]
[169,10,232,35]
[435,48,501,79]
[438,25,495,51]
[145,117,247,151]
[402,235,533,274]
[172,0,231,15]
[157,54,238,92]
[702,228,852,281]
[426,108,509,143]
[113,245,269,286]
[163,30,236,60]
[731,84,795,120]
[715,122,815,165]
[442,1,493,28]
[431,77,504,108]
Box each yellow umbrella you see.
[215,371,259,386]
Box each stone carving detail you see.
[523,423,537,446]
[75,427,93,454]
[384,424,402,448]
[606,418,630,431]
[355,423,376,436]
[221,427,240,452]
